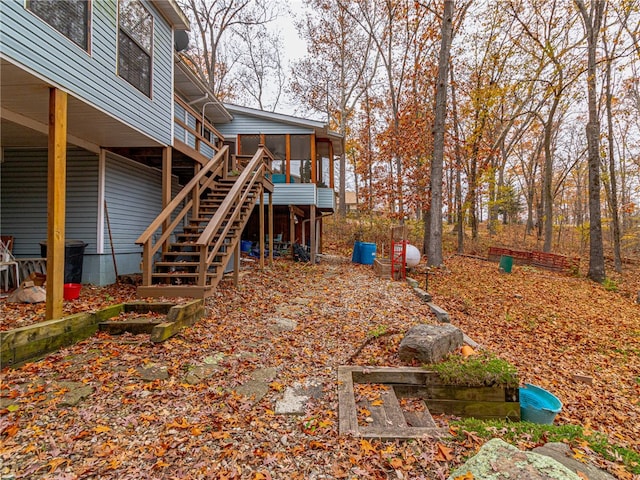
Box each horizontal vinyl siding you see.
[260,184,317,206]
[317,188,336,210]
[216,112,314,137]
[0,148,99,257]
[104,152,165,254]
[0,0,173,144]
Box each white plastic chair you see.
[0,238,20,291]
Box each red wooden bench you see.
[488,247,579,273]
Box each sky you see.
[270,1,309,115]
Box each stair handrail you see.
[136,146,228,281]
[195,146,273,281]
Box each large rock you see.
[448,438,581,480]
[532,443,616,480]
[398,324,463,364]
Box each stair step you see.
[155,261,224,268]
[151,272,219,279]
[161,253,226,261]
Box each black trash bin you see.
[40,240,87,284]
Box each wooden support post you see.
[285,134,291,183]
[259,188,265,269]
[46,88,67,320]
[310,133,317,184]
[162,147,172,253]
[233,239,240,287]
[192,162,201,219]
[268,192,274,265]
[290,206,296,260]
[329,142,335,189]
[310,204,316,264]
[289,205,304,260]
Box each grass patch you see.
[602,278,618,292]
[451,418,640,474]
[430,350,519,387]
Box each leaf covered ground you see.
[1,255,639,479]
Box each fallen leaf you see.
[434,443,454,462]
[47,457,70,473]
[454,473,474,480]
[360,439,378,454]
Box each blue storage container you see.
[359,242,377,265]
[519,384,562,424]
[240,240,252,253]
[352,241,361,263]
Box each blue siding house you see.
[1,0,342,308]
[0,0,213,312]
[215,104,343,260]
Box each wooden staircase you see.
[136,146,274,299]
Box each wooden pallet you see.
[338,366,519,440]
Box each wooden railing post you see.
[142,243,153,286]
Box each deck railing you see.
[174,96,225,161]
[135,146,228,285]
[195,146,273,284]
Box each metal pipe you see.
[200,101,218,136]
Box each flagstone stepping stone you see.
[447,438,581,480]
[57,381,94,407]
[234,367,278,402]
[185,364,221,385]
[203,352,225,365]
[235,380,269,402]
[275,379,324,415]
[270,317,297,332]
[137,364,169,381]
[250,367,278,383]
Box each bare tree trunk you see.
[604,23,622,272]
[427,0,454,266]
[575,0,606,283]
[542,116,556,252]
[451,67,464,254]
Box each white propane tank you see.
[405,244,421,268]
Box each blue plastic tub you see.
[240,240,252,253]
[359,242,377,265]
[519,384,562,424]
[352,241,362,263]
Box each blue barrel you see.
[351,241,361,263]
[240,240,252,253]
[359,242,377,265]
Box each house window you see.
[265,135,286,175]
[317,141,331,187]
[290,135,311,183]
[238,135,260,156]
[118,0,153,97]
[27,0,90,51]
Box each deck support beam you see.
[310,204,316,264]
[289,205,303,260]
[162,146,172,255]
[259,187,265,269]
[45,88,68,321]
[268,192,273,264]
[233,240,240,286]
